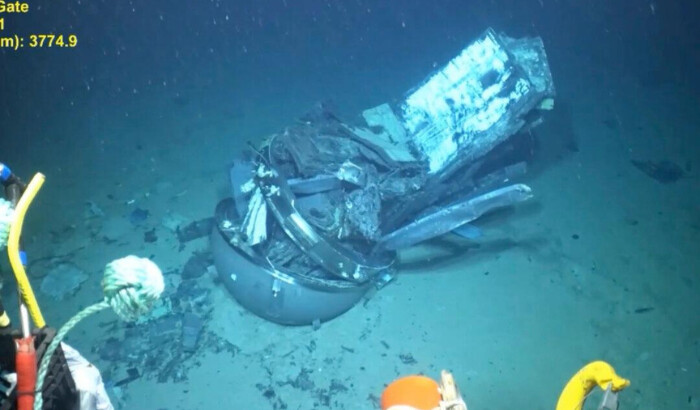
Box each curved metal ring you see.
[254,162,395,283]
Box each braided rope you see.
[34,301,110,409]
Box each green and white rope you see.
[34,256,164,410]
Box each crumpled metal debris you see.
[222,27,555,289]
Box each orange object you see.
[15,337,37,410]
[381,375,441,410]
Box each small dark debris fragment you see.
[399,353,417,365]
[129,207,149,225]
[329,379,348,394]
[290,368,315,391]
[341,345,354,353]
[209,334,241,357]
[316,390,331,407]
[572,234,579,240]
[182,251,212,279]
[633,307,655,314]
[175,281,209,307]
[157,353,186,383]
[177,217,215,244]
[367,393,380,404]
[307,340,317,353]
[114,368,141,387]
[256,383,277,400]
[182,312,203,353]
[631,159,685,184]
[380,340,390,349]
[144,228,158,243]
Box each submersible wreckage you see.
[211,28,556,325]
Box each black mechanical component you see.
[0,327,78,410]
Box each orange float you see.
[381,374,442,410]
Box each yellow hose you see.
[556,361,630,410]
[7,173,46,328]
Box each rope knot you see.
[102,255,164,322]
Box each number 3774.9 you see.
[29,34,78,47]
